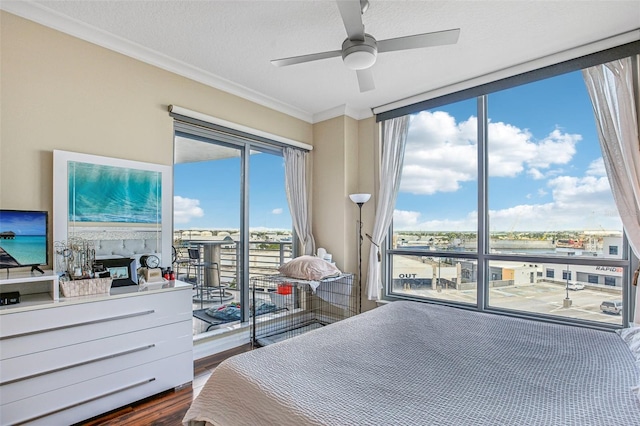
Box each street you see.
[401,282,623,325]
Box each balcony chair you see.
[173,245,192,282]
[187,247,226,305]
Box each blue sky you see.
[174,70,621,234]
[0,210,47,235]
[394,70,622,233]
[174,152,290,231]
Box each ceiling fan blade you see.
[271,50,342,67]
[356,68,375,92]
[336,0,365,41]
[377,28,460,53]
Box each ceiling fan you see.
[271,0,460,93]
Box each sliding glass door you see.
[174,133,243,336]
[173,128,293,337]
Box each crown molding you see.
[348,105,375,121]
[312,104,373,123]
[1,1,315,123]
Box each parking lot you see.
[400,282,624,325]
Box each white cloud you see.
[272,208,283,215]
[401,112,581,195]
[394,209,477,232]
[487,169,621,230]
[586,157,606,176]
[173,196,204,224]
[395,111,619,232]
[527,168,545,180]
[393,210,421,228]
[486,121,535,177]
[396,188,621,232]
[527,128,580,169]
[489,203,557,231]
[441,173,619,232]
[547,174,613,210]
[402,112,477,195]
[400,172,621,232]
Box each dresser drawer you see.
[1,351,193,426]
[0,288,191,360]
[0,320,192,405]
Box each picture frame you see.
[53,150,172,270]
[95,257,138,287]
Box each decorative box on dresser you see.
[0,272,193,426]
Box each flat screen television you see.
[0,210,48,273]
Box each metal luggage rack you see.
[250,273,356,347]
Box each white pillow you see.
[278,255,341,281]
[616,326,640,363]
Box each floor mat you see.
[193,308,239,331]
[193,304,286,331]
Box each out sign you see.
[398,273,417,278]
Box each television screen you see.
[0,210,48,270]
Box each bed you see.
[183,300,640,426]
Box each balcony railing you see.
[174,239,293,287]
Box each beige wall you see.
[0,11,312,212]
[312,116,351,270]
[312,115,379,310]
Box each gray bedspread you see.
[183,301,639,425]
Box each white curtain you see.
[583,56,640,323]
[283,147,316,256]
[366,115,411,300]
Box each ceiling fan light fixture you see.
[341,34,378,70]
[343,48,376,70]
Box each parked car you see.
[566,282,585,291]
[600,300,623,315]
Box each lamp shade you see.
[349,193,371,204]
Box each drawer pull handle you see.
[1,344,155,386]
[14,378,156,425]
[0,310,155,340]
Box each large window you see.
[387,62,635,328]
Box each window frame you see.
[379,44,640,330]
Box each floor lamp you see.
[349,193,371,314]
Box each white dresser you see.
[0,278,193,425]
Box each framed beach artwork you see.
[53,150,172,269]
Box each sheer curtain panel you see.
[366,116,410,300]
[284,147,316,256]
[583,56,640,322]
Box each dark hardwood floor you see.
[76,344,253,426]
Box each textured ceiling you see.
[3,0,640,123]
